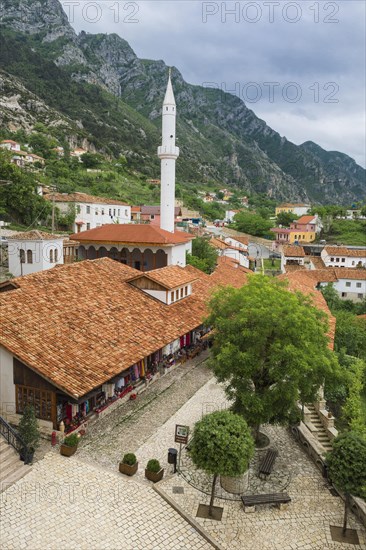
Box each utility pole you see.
[51,185,56,234]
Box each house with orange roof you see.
[281,244,306,272]
[271,214,319,248]
[0,258,248,431]
[70,223,193,271]
[47,191,131,232]
[210,235,250,269]
[321,245,366,269]
[7,230,65,277]
[0,139,21,152]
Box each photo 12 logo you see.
[203,81,339,103]
[63,1,139,24]
[202,2,340,24]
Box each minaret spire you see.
[158,69,179,233]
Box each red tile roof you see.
[333,268,366,280]
[295,216,317,225]
[128,265,199,289]
[283,245,305,257]
[324,246,366,258]
[8,230,64,241]
[70,224,193,246]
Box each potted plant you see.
[119,453,138,476]
[17,405,40,464]
[60,433,79,457]
[145,459,164,482]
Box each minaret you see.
[158,69,179,233]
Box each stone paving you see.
[0,453,211,550]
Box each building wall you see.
[334,279,366,302]
[321,250,366,268]
[289,231,316,244]
[276,206,310,216]
[0,346,16,417]
[168,242,188,267]
[56,201,131,232]
[8,239,64,277]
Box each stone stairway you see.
[306,404,333,452]
[0,436,31,492]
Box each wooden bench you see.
[258,448,278,479]
[241,493,291,512]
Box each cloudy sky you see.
[61,1,365,167]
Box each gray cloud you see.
[61,1,366,167]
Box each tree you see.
[233,211,273,237]
[189,410,254,516]
[17,405,40,463]
[276,211,298,227]
[81,152,103,168]
[207,275,339,440]
[334,312,366,360]
[326,431,366,534]
[186,237,218,274]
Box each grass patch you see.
[263,258,281,270]
[323,219,366,246]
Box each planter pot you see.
[220,470,249,494]
[20,447,35,464]
[145,468,164,483]
[119,462,138,476]
[60,443,78,457]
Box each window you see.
[125,209,128,217]
[118,209,120,216]
[356,282,362,288]
[86,223,90,230]
[341,258,345,262]
[336,257,340,262]
[77,205,81,214]
[342,292,347,297]
[113,209,116,216]
[358,293,363,299]
[86,206,90,214]
[95,209,98,216]
[27,250,33,264]
[176,289,179,300]
[50,249,53,263]
[185,286,188,296]
[180,288,183,298]
[330,257,334,262]
[352,261,355,266]
[345,282,351,287]
[54,249,58,262]
[19,249,25,263]
[16,385,54,422]
[171,291,174,302]
[101,208,105,215]
[151,215,155,220]
[109,208,112,216]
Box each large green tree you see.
[186,237,218,274]
[233,211,273,237]
[207,275,340,440]
[276,211,298,227]
[326,431,366,534]
[189,410,254,516]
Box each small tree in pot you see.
[119,453,138,476]
[17,405,40,464]
[145,459,164,482]
[60,433,79,457]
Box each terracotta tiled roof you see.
[295,215,316,224]
[283,245,305,257]
[8,230,64,241]
[324,246,366,258]
[49,192,128,206]
[308,256,326,269]
[1,139,18,144]
[70,224,193,246]
[0,258,247,399]
[300,269,338,283]
[131,206,141,213]
[210,237,229,250]
[128,265,199,289]
[284,264,306,273]
[333,268,366,280]
[230,235,249,246]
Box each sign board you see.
[175,424,189,444]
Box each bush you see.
[63,433,79,447]
[122,453,137,466]
[146,459,161,473]
[17,405,40,451]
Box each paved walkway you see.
[0,453,211,550]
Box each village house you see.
[70,147,87,160]
[271,215,319,248]
[225,209,241,223]
[0,257,249,431]
[0,140,45,167]
[321,246,366,269]
[275,203,311,217]
[280,244,306,272]
[140,205,182,226]
[210,235,250,269]
[70,224,193,270]
[46,191,131,233]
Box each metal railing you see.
[0,415,29,462]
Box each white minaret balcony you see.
[157,145,179,159]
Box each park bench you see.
[241,492,291,512]
[258,448,278,479]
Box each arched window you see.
[19,249,25,263]
[27,250,33,264]
[50,249,53,263]
[54,249,58,262]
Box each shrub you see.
[122,453,137,466]
[146,459,161,473]
[63,433,79,447]
[17,405,40,451]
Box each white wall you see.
[293,206,310,216]
[8,238,64,277]
[168,242,188,267]
[321,249,366,268]
[144,289,168,304]
[334,279,366,301]
[0,346,16,417]
[56,201,131,233]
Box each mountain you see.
[0,0,364,204]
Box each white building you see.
[281,245,306,272]
[321,246,366,269]
[48,192,131,233]
[210,236,250,269]
[7,230,64,277]
[332,269,366,302]
[225,210,241,223]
